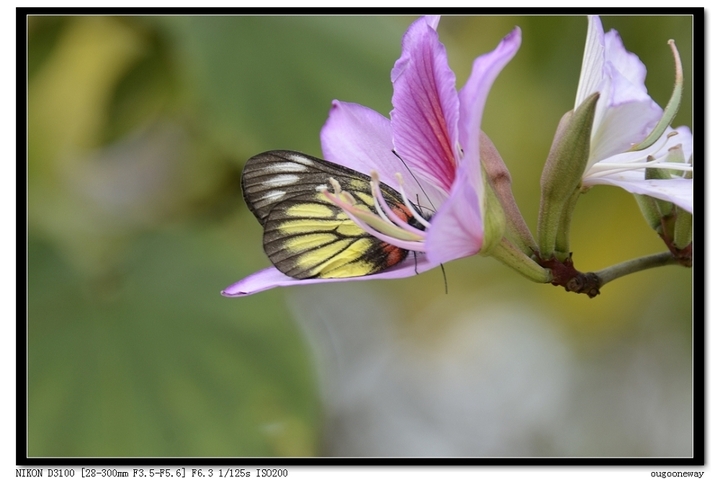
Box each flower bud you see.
[633,194,664,234]
[673,207,692,250]
[537,92,599,259]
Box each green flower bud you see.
[673,207,692,250]
[633,194,664,234]
[537,92,599,259]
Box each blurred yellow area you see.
[27,15,693,457]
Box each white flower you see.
[576,15,692,213]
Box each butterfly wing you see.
[242,150,417,279]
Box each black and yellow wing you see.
[242,150,422,279]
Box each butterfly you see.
[242,150,430,280]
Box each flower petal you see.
[575,15,606,110]
[423,15,440,30]
[584,126,693,213]
[320,100,399,187]
[424,27,521,266]
[390,16,460,193]
[585,174,692,213]
[577,16,663,164]
[221,256,440,297]
[424,157,484,265]
[589,94,662,163]
[320,100,446,208]
[603,28,650,90]
[458,26,521,169]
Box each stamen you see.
[683,154,693,179]
[395,173,432,229]
[586,131,692,179]
[392,149,438,211]
[370,172,427,237]
[340,191,356,205]
[328,177,343,195]
[320,189,426,251]
[591,159,692,178]
[318,177,426,251]
[369,172,394,225]
[629,39,684,152]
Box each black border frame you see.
[18,7,705,467]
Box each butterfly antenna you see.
[414,194,429,217]
[393,150,444,291]
[392,149,436,212]
[440,263,448,294]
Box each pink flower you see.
[223,16,521,296]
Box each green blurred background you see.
[27,15,693,457]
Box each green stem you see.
[594,252,680,288]
[490,237,552,283]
